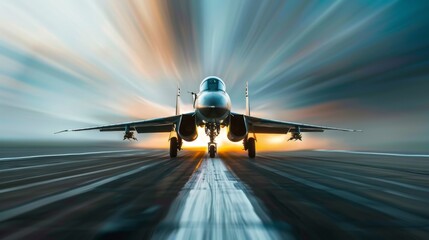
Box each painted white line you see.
[0,159,94,173]
[321,166,429,193]
[0,150,141,161]
[315,149,429,158]
[0,151,164,173]
[251,162,427,224]
[0,159,155,194]
[0,160,166,222]
[264,154,429,193]
[261,158,428,202]
[156,157,284,240]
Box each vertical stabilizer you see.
[176,86,180,115]
[245,82,250,116]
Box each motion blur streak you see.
[154,157,283,240]
[220,151,429,239]
[0,149,138,161]
[0,149,203,239]
[1,1,429,152]
[0,148,428,239]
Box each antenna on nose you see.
[187,91,197,109]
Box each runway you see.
[0,147,428,239]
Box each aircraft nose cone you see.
[196,92,231,121]
[199,107,229,119]
[198,92,229,109]
[201,96,221,108]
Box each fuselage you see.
[194,76,231,124]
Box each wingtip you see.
[54,130,70,134]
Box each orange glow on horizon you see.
[134,127,338,153]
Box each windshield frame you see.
[199,77,226,92]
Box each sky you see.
[0,0,428,153]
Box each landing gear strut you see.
[206,123,220,158]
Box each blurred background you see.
[0,0,428,153]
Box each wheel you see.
[209,145,216,158]
[170,137,178,158]
[248,138,256,158]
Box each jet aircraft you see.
[57,76,360,158]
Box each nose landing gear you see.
[206,123,220,158]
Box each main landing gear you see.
[169,136,182,158]
[243,136,256,158]
[206,123,220,158]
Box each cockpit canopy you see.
[199,77,226,92]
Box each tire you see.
[248,138,256,158]
[170,137,178,158]
[209,145,216,158]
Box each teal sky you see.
[1,0,428,153]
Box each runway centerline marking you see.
[251,161,427,224]
[0,160,167,222]
[155,157,284,240]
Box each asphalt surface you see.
[0,147,428,239]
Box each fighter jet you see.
[56,76,360,158]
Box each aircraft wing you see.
[241,114,361,134]
[55,114,187,134]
